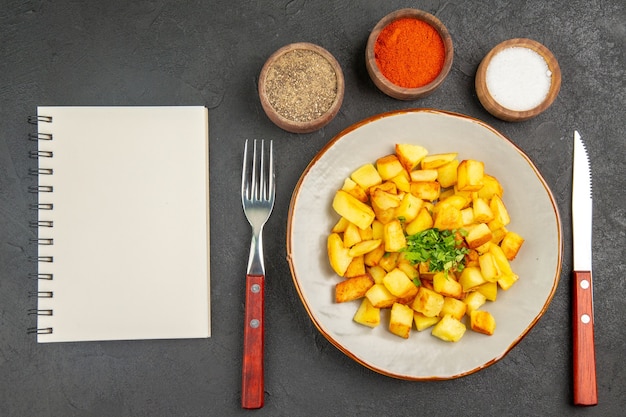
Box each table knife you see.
[572,130,598,406]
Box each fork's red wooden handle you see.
[573,270,598,406]
[242,274,264,409]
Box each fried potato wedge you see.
[335,274,375,303]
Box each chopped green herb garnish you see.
[402,228,469,276]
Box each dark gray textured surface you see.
[1,1,625,416]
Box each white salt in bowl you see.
[475,38,561,122]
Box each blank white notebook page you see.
[35,106,210,342]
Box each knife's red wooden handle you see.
[242,274,264,409]
[573,270,598,406]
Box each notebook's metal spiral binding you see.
[28,309,53,316]
[29,291,53,298]
[28,185,53,193]
[29,255,53,263]
[30,238,54,245]
[29,168,53,176]
[28,133,53,141]
[29,150,53,158]
[28,273,53,280]
[27,327,53,335]
[29,220,53,228]
[28,115,53,124]
[30,203,53,210]
[29,114,55,337]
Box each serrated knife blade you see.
[572,130,597,406]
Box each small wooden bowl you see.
[476,38,561,122]
[258,42,345,134]
[365,8,454,100]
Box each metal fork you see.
[240,139,275,409]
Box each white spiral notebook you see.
[30,106,211,343]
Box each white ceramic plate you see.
[286,109,562,380]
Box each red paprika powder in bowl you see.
[366,8,454,100]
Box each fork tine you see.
[241,139,249,200]
[268,141,274,200]
[258,140,265,201]
[252,140,259,201]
